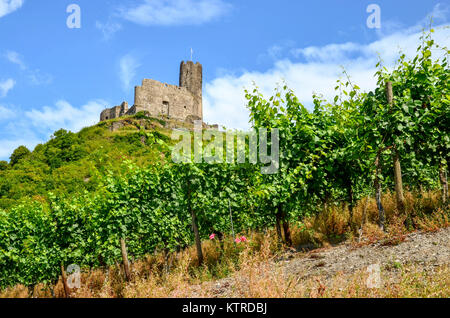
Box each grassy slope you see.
[0,115,179,210]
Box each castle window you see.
[163,101,169,116]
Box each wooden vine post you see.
[374,153,386,231]
[281,206,292,247]
[120,238,131,282]
[60,263,71,298]
[358,196,370,241]
[386,81,406,214]
[228,199,235,241]
[275,205,283,243]
[188,176,203,265]
[439,162,448,203]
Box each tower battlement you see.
[100,61,203,122]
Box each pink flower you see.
[235,237,241,243]
[209,233,216,240]
[240,236,247,242]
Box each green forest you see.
[0,31,448,291]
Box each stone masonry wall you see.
[99,61,203,123]
[100,102,129,121]
[180,61,203,119]
[132,79,197,120]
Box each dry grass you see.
[299,190,449,249]
[231,262,450,298]
[1,190,448,298]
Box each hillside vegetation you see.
[0,115,174,210]
[0,30,448,296]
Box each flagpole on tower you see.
[190,48,193,62]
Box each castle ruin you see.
[100,61,203,123]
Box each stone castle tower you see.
[179,61,203,119]
[100,61,203,122]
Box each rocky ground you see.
[199,227,450,297]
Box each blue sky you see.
[0,0,449,160]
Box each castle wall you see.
[99,61,202,123]
[133,78,200,120]
[100,102,128,121]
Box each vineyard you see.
[0,31,448,294]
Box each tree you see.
[10,146,31,166]
[0,161,8,171]
[44,129,86,169]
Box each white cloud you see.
[204,24,450,130]
[5,50,26,70]
[119,0,231,26]
[28,69,53,85]
[119,54,140,91]
[203,61,377,130]
[25,99,109,133]
[0,99,109,160]
[0,105,15,120]
[417,3,449,28]
[257,41,296,63]
[292,42,363,63]
[4,50,53,85]
[0,79,15,97]
[96,20,122,40]
[0,138,40,159]
[0,0,24,18]
[372,3,449,37]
